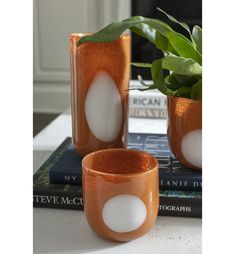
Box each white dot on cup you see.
[102,195,147,233]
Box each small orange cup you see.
[82,149,159,242]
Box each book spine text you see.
[33,190,201,218]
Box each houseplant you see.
[77,8,202,170]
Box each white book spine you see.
[129,107,167,119]
[129,81,167,118]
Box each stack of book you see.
[33,133,202,218]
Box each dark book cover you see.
[33,139,202,218]
[49,134,202,191]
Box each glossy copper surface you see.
[82,149,159,242]
[167,96,202,170]
[70,34,130,156]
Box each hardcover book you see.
[49,134,202,191]
[33,137,202,218]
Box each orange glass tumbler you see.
[70,33,130,157]
[82,149,159,242]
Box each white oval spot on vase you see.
[102,195,147,233]
[181,129,202,168]
[85,71,123,142]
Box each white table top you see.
[33,110,202,254]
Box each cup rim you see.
[82,148,158,177]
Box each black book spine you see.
[159,175,202,191]
[49,173,202,191]
[33,189,202,218]
[33,189,84,210]
[159,196,202,218]
[49,171,82,185]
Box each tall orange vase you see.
[70,33,130,156]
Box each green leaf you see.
[128,17,195,57]
[127,17,173,36]
[157,7,195,45]
[151,59,193,98]
[165,75,194,98]
[173,87,192,97]
[153,31,175,53]
[131,62,152,68]
[77,20,141,46]
[165,75,181,90]
[151,59,175,95]
[75,11,203,99]
[165,73,200,89]
[124,16,177,53]
[77,16,178,55]
[162,55,202,75]
[76,15,197,62]
[124,16,159,46]
[77,16,174,48]
[191,79,202,100]
[142,18,193,53]
[127,75,154,91]
[138,18,200,60]
[130,24,172,52]
[137,75,154,87]
[167,31,202,64]
[192,25,202,54]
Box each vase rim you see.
[168,96,202,104]
[70,33,130,39]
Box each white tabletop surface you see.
[33,109,202,254]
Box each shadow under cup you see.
[82,149,159,242]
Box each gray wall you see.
[33,0,131,113]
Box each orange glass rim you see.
[168,96,202,104]
[82,148,158,177]
[70,33,130,40]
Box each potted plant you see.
[77,8,202,170]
